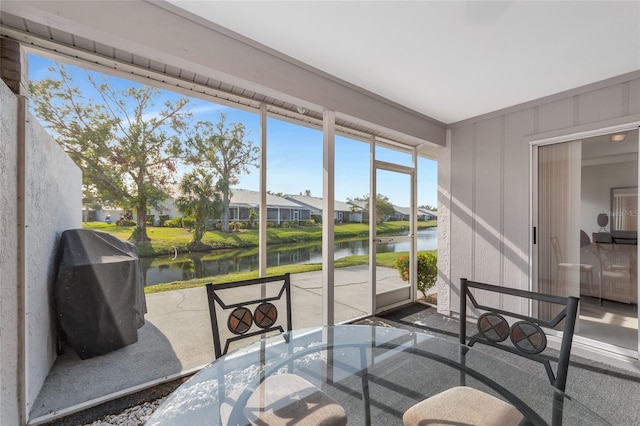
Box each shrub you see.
[164,217,183,228]
[115,219,136,227]
[394,253,437,299]
[158,215,170,226]
[146,215,155,226]
[182,217,196,229]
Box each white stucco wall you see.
[25,108,82,414]
[439,72,640,316]
[0,77,21,426]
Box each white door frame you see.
[530,121,640,358]
[371,153,418,314]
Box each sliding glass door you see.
[533,128,639,356]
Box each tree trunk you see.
[194,209,205,242]
[132,200,150,242]
[222,191,230,233]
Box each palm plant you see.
[175,169,222,246]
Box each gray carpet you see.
[359,303,640,426]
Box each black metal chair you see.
[205,273,347,426]
[206,273,293,358]
[403,278,579,426]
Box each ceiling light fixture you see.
[611,133,626,142]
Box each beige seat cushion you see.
[221,373,347,426]
[403,386,524,426]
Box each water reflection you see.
[142,228,437,286]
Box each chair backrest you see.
[460,278,579,392]
[550,236,564,264]
[595,242,634,273]
[206,273,292,358]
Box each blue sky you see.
[27,53,437,208]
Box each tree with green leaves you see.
[184,112,259,232]
[371,194,397,224]
[29,63,192,242]
[352,194,396,224]
[175,169,222,247]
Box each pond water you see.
[141,228,437,286]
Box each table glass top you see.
[147,325,609,426]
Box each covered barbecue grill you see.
[54,229,146,359]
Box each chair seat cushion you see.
[558,262,593,271]
[222,373,347,426]
[403,386,523,426]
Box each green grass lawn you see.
[83,220,436,257]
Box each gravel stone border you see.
[83,396,166,426]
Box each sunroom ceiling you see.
[166,1,640,124]
[0,10,437,159]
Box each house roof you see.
[285,195,357,213]
[229,188,307,210]
[393,206,412,216]
[418,208,437,217]
[394,206,438,217]
[342,201,436,217]
[347,199,367,210]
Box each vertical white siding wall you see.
[0,78,20,426]
[25,112,82,414]
[439,71,640,316]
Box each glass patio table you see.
[147,325,609,426]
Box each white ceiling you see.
[168,1,640,124]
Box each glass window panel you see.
[266,117,323,328]
[375,144,413,167]
[334,136,371,322]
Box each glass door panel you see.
[374,168,414,312]
[536,141,582,321]
[535,129,639,353]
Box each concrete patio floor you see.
[29,265,408,424]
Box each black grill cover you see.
[54,229,147,359]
